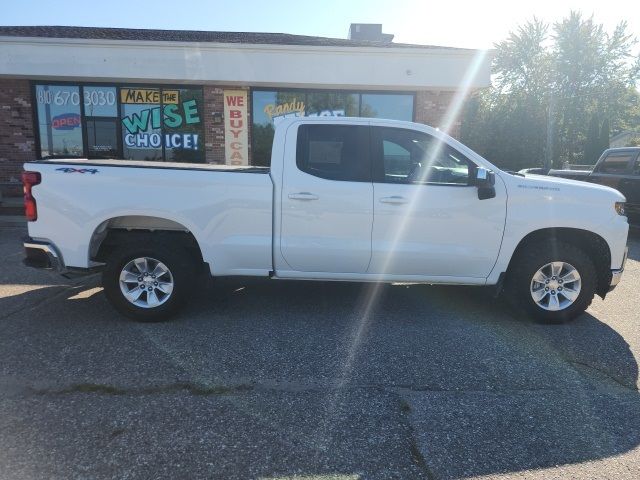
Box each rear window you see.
[598,153,633,174]
[296,124,369,182]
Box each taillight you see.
[22,171,41,222]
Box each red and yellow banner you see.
[223,90,249,166]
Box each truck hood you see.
[504,173,626,202]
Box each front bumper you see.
[609,246,628,291]
[23,239,65,272]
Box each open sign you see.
[52,113,81,130]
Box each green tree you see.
[461,11,640,171]
[462,19,550,171]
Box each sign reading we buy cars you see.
[223,90,249,165]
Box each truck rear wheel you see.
[506,241,597,323]
[102,241,195,322]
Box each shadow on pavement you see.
[1,275,638,479]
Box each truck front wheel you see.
[102,242,195,322]
[506,241,597,323]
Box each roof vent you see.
[348,24,394,42]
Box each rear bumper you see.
[23,239,65,272]
[609,246,628,291]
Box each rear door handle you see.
[379,196,408,204]
[288,192,319,201]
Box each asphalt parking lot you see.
[0,225,639,480]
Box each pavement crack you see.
[28,382,254,397]
[567,359,639,392]
[395,394,436,480]
[7,379,624,399]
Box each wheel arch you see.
[89,215,206,272]
[506,227,612,298]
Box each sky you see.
[1,0,639,51]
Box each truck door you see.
[279,123,373,273]
[368,126,506,278]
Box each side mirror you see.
[475,167,496,200]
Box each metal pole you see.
[545,90,554,172]
[44,85,54,157]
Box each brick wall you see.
[203,86,225,164]
[414,90,462,138]
[0,79,36,185]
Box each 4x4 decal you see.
[56,167,99,174]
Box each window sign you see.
[83,86,117,117]
[120,86,204,162]
[223,90,249,165]
[35,84,84,158]
[305,92,359,119]
[165,89,205,163]
[35,83,205,163]
[121,88,163,161]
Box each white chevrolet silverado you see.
[22,117,629,322]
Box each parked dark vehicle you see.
[548,147,640,225]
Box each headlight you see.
[615,202,626,216]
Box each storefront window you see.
[121,88,163,161]
[361,93,413,121]
[83,86,117,117]
[84,86,119,158]
[252,90,305,166]
[87,118,119,158]
[163,88,204,163]
[251,90,414,166]
[305,92,359,118]
[35,85,84,158]
[34,83,205,163]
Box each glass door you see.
[86,117,120,158]
[82,86,121,159]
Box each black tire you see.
[505,240,597,323]
[102,239,196,322]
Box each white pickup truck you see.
[22,117,628,323]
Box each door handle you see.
[288,192,319,201]
[379,196,408,204]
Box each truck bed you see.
[547,169,592,180]
[30,158,269,174]
[25,159,274,276]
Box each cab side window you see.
[598,153,633,174]
[372,127,471,185]
[296,124,370,182]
